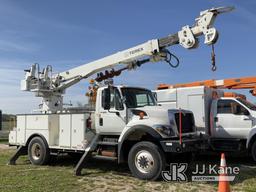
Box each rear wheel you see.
[128,141,166,180]
[28,137,50,165]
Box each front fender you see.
[118,124,162,163]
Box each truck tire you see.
[251,141,256,162]
[28,137,50,165]
[128,141,166,180]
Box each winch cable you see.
[211,44,217,71]
[179,109,183,145]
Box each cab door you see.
[214,99,252,138]
[98,87,126,134]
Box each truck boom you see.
[21,6,233,113]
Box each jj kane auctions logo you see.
[162,163,240,182]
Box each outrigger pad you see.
[7,146,27,165]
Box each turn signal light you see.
[139,112,144,120]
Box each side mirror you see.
[233,105,250,116]
[243,110,250,116]
[153,92,157,101]
[102,88,111,110]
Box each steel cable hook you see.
[211,44,217,71]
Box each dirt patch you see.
[0,144,14,150]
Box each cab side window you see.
[102,88,123,110]
[102,88,110,110]
[113,88,124,110]
[217,100,249,115]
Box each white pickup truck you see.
[9,85,199,180]
[155,86,256,160]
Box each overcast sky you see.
[0,0,256,114]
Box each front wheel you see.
[128,141,166,180]
[28,137,50,165]
[251,140,256,162]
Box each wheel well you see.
[25,134,48,147]
[119,130,162,163]
[248,134,256,152]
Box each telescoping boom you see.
[21,6,234,113]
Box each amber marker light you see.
[139,112,144,120]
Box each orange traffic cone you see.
[218,153,231,192]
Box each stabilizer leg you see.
[74,150,93,176]
[8,146,27,165]
[74,134,99,176]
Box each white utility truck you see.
[8,7,233,180]
[155,86,256,160]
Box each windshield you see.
[237,98,256,111]
[121,88,157,108]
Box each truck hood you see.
[127,105,196,138]
[132,105,170,123]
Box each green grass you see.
[0,148,256,192]
[0,140,7,144]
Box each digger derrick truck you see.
[8,7,233,180]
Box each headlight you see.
[153,124,175,137]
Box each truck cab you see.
[211,97,256,139]
[95,85,161,134]
[210,97,256,155]
[95,85,196,136]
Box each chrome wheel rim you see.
[135,150,155,174]
[31,143,41,160]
